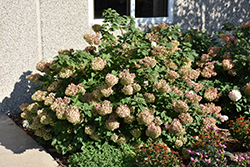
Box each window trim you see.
[89,0,173,25]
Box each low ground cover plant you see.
[19,8,250,166]
[67,142,135,167]
[184,126,233,167]
[228,116,250,148]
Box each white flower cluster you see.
[228,90,242,102]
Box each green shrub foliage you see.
[20,9,250,155]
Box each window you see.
[89,0,173,25]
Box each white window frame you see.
[89,0,173,25]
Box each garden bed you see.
[16,9,250,167]
[10,113,250,166]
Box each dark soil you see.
[9,113,250,167]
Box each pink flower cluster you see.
[59,66,74,78]
[65,106,81,124]
[170,40,181,53]
[36,60,52,75]
[178,113,193,124]
[181,57,192,69]
[116,134,127,145]
[91,57,106,71]
[83,32,101,45]
[65,83,86,96]
[201,61,217,78]
[32,90,47,102]
[27,102,40,113]
[223,52,231,59]
[234,154,250,162]
[153,79,171,93]
[201,117,217,131]
[144,93,155,103]
[130,128,141,138]
[105,74,119,87]
[219,34,238,47]
[39,116,52,127]
[50,97,70,120]
[84,125,95,135]
[200,54,210,62]
[185,90,202,103]
[121,85,133,95]
[241,82,250,96]
[139,56,157,69]
[27,73,42,84]
[137,107,154,125]
[239,21,250,29]
[47,81,60,92]
[146,122,161,139]
[151,45,168,58]
[222,59,234,70]
[94,100,113,116]
[204,87,218,101]
[154,116,163,126]
[124,114,135,124]
[118,69,136,85]
[91,85,114,99]
[175,139,183,148]
[132,83,141,93]
[115,105,130,118]
[166,118,186,136]
[195,103,221,116]
[186,81,204,93]
[20,103,32,121]
[172,100,189,113]
[105,114,120,131]
[179,69,201,81]
[208,47,220,57]
[163,59,178,70]
[171,86,183,96]
[228,69,237,76]
[166,70,179,82]
[100,86,114,97]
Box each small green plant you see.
[134,140,184,166]
[67,142,135,167]
[228,116,250,148]
[233,153,250,167]
[185,126,233,167]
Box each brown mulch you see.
[9,113,250,167]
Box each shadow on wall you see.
[137,0,249,34]
[173,0,250,34]
[0,71,37,115]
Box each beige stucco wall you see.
[0,0,92,115]
[0,0,249,115]
[173,0,250,34]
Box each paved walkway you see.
[0,113,59,167]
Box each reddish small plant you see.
[228,116,250,148]
[134,140,184,166]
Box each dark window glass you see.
[94,0,130,19]
[135,0,168,17]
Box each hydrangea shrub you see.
[20,9,246,155]
[188,21,250,119]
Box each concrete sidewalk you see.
[0,113,59,167]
